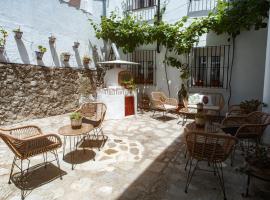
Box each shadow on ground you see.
[11,163,66,199]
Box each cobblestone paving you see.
[0,112,269,200]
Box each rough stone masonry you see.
[0,63,96,125]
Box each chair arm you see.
[221,116,247,126]
[151,99,165,110]
[165,98,178,106]
[235,124,268,137]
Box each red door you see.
[125,96,135,116]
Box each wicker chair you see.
[0,125,62,184]
[222,111,270,165]
[76,102,107,138]
[151,91,178,117]
[185,130,236,200]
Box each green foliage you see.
[38,45,47,53]
[240,99,267,113]
[165,57,190,80]
[212,0,270,38]
[90,0,270,54]
[0,27,8,47]
[13,27,21,33]
[70,112,82,120]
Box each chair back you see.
[79,102,107,127]
[185,131,236,162]
[247,111,270,125]
[151,92,167,102]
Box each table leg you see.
[245,174,251,197]
[70,136,74,170]
[62,136,66,159]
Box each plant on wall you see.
[0,27,8,52]
[83,55,91,65]
[13,26,23,39]
[35,45,47,60]
[49,35,56,44]
[61,52,71,62]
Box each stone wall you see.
[0,63,96,125]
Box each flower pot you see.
[195,80,204,87]
[73,42,80,48]
[211,80,220,87]
[49,36,56,44]
[70,118,82,129]
[83,58,91,65]
[35,51,44,60]
[14,31,23,40]
[195,116,205,128]
[63,54,71,62]
[0,46,4,53]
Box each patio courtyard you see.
[0,112,269,200]
[1,0,270,200]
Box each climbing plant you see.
[90,0,270,55]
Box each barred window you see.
[189,45,230,88]
[126,50,156,85]
[126,0,157,11]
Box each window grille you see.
[188,0,233,13]
[188,45,231,89]
[126,50,157,85]
[126,0,157,11]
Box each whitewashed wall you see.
[0,0,104,68]
[106,0,268,112]
[263,14,270,145]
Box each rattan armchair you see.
[185,130,236,200]
[222,111,270,165]
[222,111,270,139]
[76,102,107,138]
[151,91,178,117]
[0,125,62,184]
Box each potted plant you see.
[61,52,71,62]
[13,27,23,39]
[49,35,56,44]
[83,55,91,65]
[195,103,205,128]
[0,27,8,53]
[73,41,80,48]
[35,45,47,60]
[240,99,267,114]
[70,112,82,129]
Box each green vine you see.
[0,27,8,47]
[90,0,269,54]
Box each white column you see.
[262,14,270,144]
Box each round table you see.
[58,123,93,169]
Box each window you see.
[126,50,156,85]
[126,0,157,11]
[189,45,230,88]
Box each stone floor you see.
[0,112,269,200]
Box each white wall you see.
[114,0,268,113]
[263,15,270,145]
[0,0,104,68]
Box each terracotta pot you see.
[63,54,71,62]
[49,36,56,44]
[74,42,80,48]
[0,46,4,53]
[83,58,91,65]
[70,118,82,129]
[14,31,23,40]
[35,51,44,60]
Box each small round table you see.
[58,123,93,170]
[185,121,224,134]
